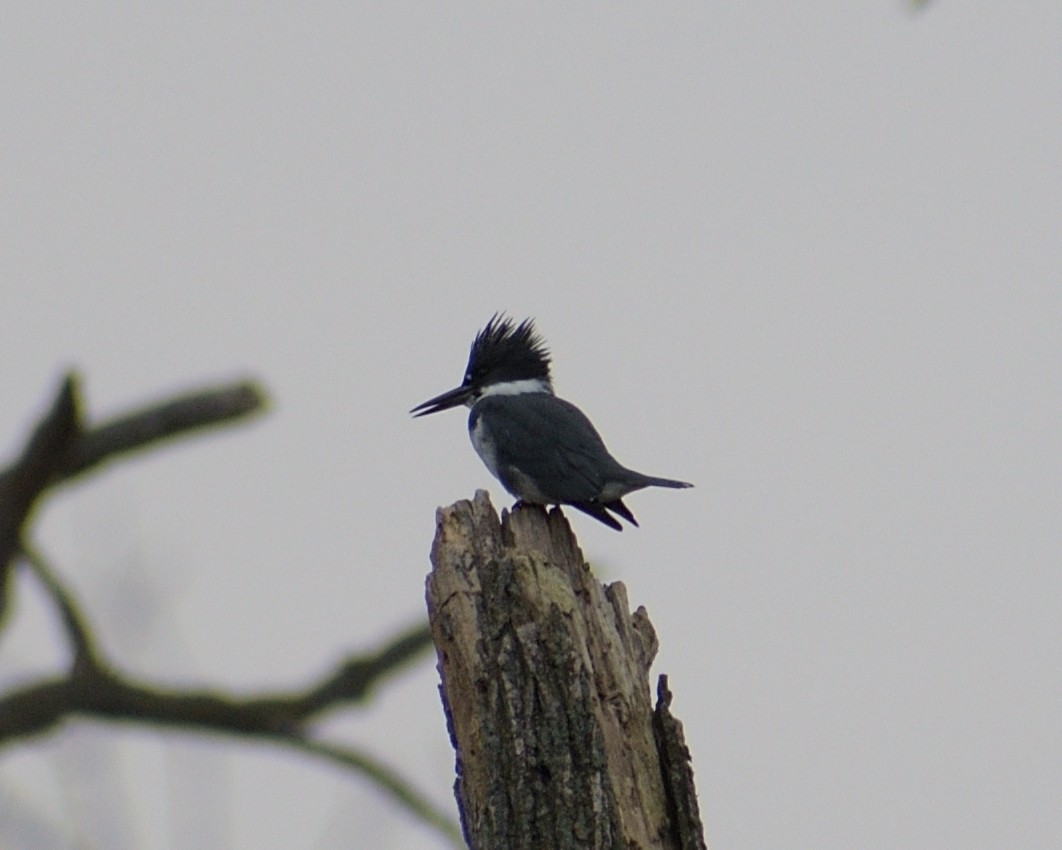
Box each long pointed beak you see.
[410,384,474,417]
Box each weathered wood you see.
[653,677,708,850]
[426,490,707,850]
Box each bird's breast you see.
[468,408,502,481]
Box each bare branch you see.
[0,376,266,572]
[0,376,80,601]
[0,649,455,846]
[57,380,267,482]
[295,622,436,715]
[0,620,433,745]
[0,623,448,840]
[0,375,457,843]
[0,375,265,626]
[19,543,98,665]
[0,540,447,840]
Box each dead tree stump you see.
[425,490,707,850]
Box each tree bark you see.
[425,491,707,850]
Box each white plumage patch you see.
[475,378,552,399]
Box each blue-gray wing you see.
[471,394,630,502]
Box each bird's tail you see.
[640,475,694,490]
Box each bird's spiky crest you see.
[464,314,552,388]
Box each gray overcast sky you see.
[2,3,1059,849]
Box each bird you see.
[411,314,692,530]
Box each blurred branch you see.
[1,542,444,841]
[20,542,98,666]
[4,529,433,740]
[0,551,432,741]
[0,375,266,592]
[0,376,80,595]
[0,620,433,745]
[0,374,460,845]
[56,379,266,482]
[291,737,463,847]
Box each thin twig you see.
[287,737,464,848]
[18,542,98,665]
[298,623,434,714]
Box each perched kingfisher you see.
[411,314,692,530]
